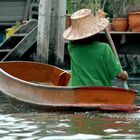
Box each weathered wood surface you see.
[36,0,66,66]
[0,0,31,25]
[0,19,37,61]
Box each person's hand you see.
[117,71,128,80]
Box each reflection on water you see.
[1,110,140,139]
[0,80,140,140]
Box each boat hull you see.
[0,61,138,111]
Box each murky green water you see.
[0,80,140,140]
[1,107,140,140]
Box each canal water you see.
[0,80,140,140]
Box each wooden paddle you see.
[104,28,129,89]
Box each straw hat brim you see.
[63,18,109,40]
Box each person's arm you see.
[117,71,128,80]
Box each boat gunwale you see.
[0,68,137,94]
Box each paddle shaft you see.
[104,28,119,60]
[104,28,129,89]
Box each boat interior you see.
[0,61,70,86]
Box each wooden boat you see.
[0,61,138,111]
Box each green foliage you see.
[66,0,108,15]
[66,0,74,14]
[108,0,140,18]
[127,0,140,12]
[66,0,140,19]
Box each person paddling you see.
[63,9,128,86]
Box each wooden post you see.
[49,0,66,66]
[36,0,52,63]
[36,0,66,65]
[24,0,32,20]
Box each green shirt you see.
[68,41,122,86]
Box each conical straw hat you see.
[63,9,109,40]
